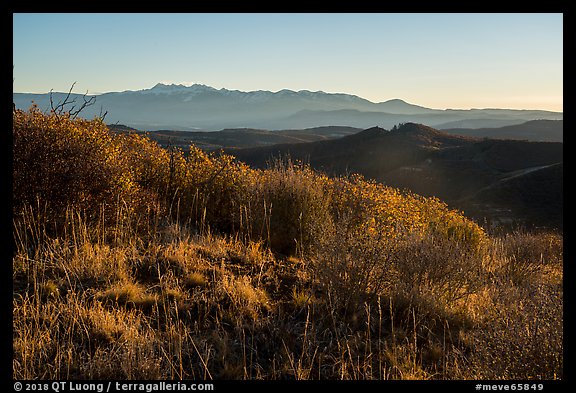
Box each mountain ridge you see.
[13,83,563,131]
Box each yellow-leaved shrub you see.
[13,107,486,255]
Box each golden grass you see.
[13,209,562,380]
[12,109,562,380]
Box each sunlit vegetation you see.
[13,108,562,379]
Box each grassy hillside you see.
[464,163,563,229]
[231,123,563,230]
[13,108,562,380]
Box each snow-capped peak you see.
[140,83,217,95]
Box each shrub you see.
[178,146,253,233]
[248,159,334,255]
[391,233,485,305]
[465,281,563,379]
[13,107,142,228]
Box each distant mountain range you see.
[13,83,563,131]
[230,123,563,229]
[443,119,563,142]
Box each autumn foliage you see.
[13,108,561,380]
[13,107,486,252]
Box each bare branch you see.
[49,89,56,114]
[51,82,78,118]
[70,90,96,119]
[49,82,99,120]
[98,105,108,122]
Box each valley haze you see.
[13,83,563,132]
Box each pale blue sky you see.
[13,13,563,111]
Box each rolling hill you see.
[230,123,563,229]
[108,125,362,150]
[443,119,563,142]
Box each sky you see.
[13,13,563,112]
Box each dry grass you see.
[12,109,562,380]
[13,206,562,380]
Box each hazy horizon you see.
[12,82,564,113]
[13,13,563,112]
